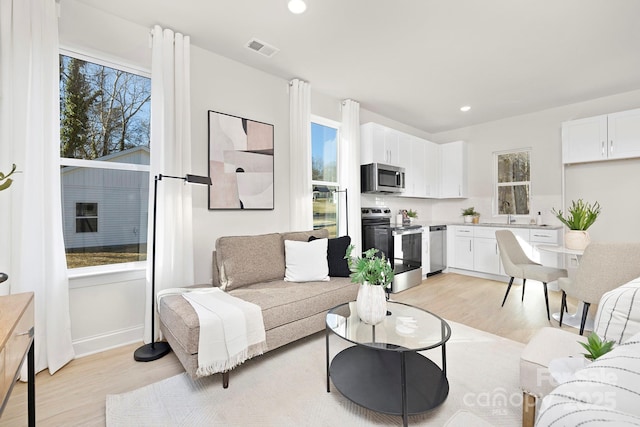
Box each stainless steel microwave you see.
[361,163,405,193]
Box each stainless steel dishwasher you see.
[428,225,447,275]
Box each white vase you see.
[565,230,590,250]
[463,215,473,223]
[356,283,387,325]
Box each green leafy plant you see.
[552,199,601,230]
[0,164,17,191]
[406,209,418,219]
[461,207,479,216]
[579,332,615,361]
[344,244,394,286]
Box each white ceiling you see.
[75,0,640,133]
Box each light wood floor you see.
[0,272,582,426]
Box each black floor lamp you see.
[134,173,211,362]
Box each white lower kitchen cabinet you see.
[447,225,562,281]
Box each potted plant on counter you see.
[344,245,394,325]
[406,209,418,224]
[552,199,601,250]
[461,207,480,224]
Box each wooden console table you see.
[0,292,35,426]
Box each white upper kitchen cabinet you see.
[562,108,640,164]
[439,140,467,198]
[361,122,401,166]
[399,135,428,198]
[608,108,640,160]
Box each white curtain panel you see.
[0,0,75,375]
[289,79,313,231]
[339,99,362,252]
[146,25,195,342]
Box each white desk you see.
[536,245,594,332]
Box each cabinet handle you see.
[469,240,472,252]
[602,141,605,156]
[610,140,614,153]
[495,243,498,254]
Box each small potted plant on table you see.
[552,199,601,250]
[344,245,394,325]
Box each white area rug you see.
[106,321,524,426]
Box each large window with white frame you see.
[495,149,531,216]
[59,51,151,269]
[311,116,341,237]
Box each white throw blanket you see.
[158,287,266,377]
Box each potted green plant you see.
[0,164,17,293]
[344,245,394,324]
[552,199,601,250]
[579,332,614,361]
[0,163,16,191]
[461,207,479,224]
[406,209,418,223]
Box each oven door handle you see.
[392,228,423,236]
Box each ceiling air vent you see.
[246,38,279,58]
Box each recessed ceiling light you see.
[288,0,307,14]
[460,105,471,112]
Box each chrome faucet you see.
[504,201,516,224]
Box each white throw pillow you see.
[284,238,329,282]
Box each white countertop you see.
[412,221,562,230]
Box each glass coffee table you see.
[326,301,451,427]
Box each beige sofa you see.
[158,229,358,387]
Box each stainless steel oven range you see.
[361,207,423,293]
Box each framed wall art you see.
[208,110,274,210]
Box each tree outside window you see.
[496,150,530,215]
[311,118,340,237]
[59,53,151,269]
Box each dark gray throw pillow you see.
[309,235,351,277]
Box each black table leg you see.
[326,325,330,392]
[401,352,408,427]
[28,339,35,427]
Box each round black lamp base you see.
[134,341,171,362]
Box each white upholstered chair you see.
[496,230,568,320]
[558,242,640,335]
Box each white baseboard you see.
[72,325,143,358]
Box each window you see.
[495,149,531,215]
[311,117,340,237]
[76,203,98,233]
[59,52,151,269]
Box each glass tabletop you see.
[326,301,451,352]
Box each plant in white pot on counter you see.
[461,207,479,224]
[552,199,601,250]
[345,245,394,325]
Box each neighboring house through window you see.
[59,51,151,269]
[495,149,531,216]
[311,116,341,237]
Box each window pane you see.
[311,123,337,182]
[59,55,150,164]
[498,152,529,183]
[312,185,337,238]
[498,185,530,215]
[62,167,149,268]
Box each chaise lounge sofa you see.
[158,229,359,387]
